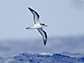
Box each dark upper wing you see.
[38,28,47,45]
[28,7,40,24]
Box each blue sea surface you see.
[0,53,84,63]
[0,36,84,63]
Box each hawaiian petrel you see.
[26,7,47,45]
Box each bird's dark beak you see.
[45,25,47,27]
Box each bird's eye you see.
[42,24,45,25]
[40,23,45,26]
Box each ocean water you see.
[0,36,84,63]
[0,52,84,63]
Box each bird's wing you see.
[28,7,40,24]
[37,28,47,45]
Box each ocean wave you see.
[0,53,84,63]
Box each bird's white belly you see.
[30,24,43,29]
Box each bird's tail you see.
[26,27,30,29]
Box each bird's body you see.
[27,24,45,29]
[26,7,47,45]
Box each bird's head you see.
[40,23,47,27]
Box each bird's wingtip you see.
[28,6,30,8]
[28,7,33,11]
[44,41,47,46]
[28,7,30,9]
[44,44,46,46]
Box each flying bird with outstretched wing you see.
[26,7,47,45]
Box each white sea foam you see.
[39,52,53,56]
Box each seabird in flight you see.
[26,7,47,45]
